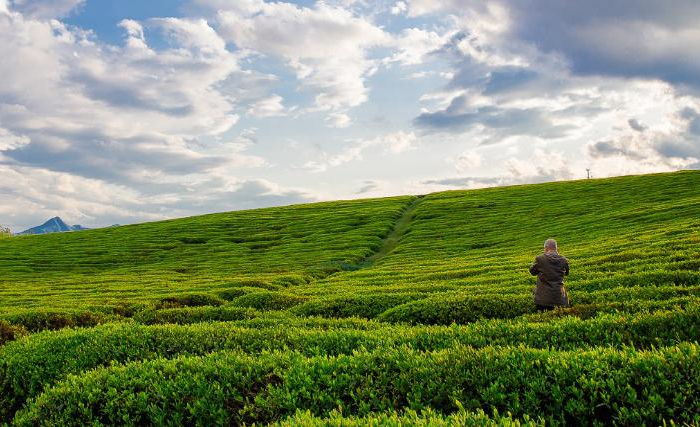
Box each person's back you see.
[529,239,569,310]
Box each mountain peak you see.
[19,217,89,235]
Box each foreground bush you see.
[2,308,699,422]
[13,344,700,426]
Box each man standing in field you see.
[529,239,569,310]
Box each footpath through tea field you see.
[1,171,700,425]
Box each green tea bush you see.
[217,279,284,291]
[573,285,700,305]
[571,271,700,292]
[132,306,258,325]
[4,309,699,422]
[14,344,700,426]
[377,293,536,324]
[214,286,264,301]
[0,309,115,332]
[12,351,289,426]
[291,293,426,319]
[524,296,700,321]
[155,293,225,309]
[229,290,309,310]
[270,274,310,287]
[103,302,150,317]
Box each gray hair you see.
[544,239,558,253]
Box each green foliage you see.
[378,293,536,324]
[0,309,116,332]
[155,292,226,309]
[291,293,426,318]
[2,171,700,424]
[131,306,258,325]
[2,308,699,421]
[229,290,309,310]
[0,197,411,310]
[12,344,700,426]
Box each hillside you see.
[1,171,700,425]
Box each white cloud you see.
[407,0,700,88]
[150,17,227,55]
[303,131,417,172]
[388,27,447,66]
[0,163,160,231]
[381,130,417,153]
[118,19,147,50]
[247,94,286,118]
[0,5,315,229]
[451,149,481,172]
[0,128,29,151]
[325,112,352,128]
[0,11,242,176]
[10,0,84,19]
[0,162,317,231]
[504,149,573,181]
[3,0,700,231]
[422,148,574,190]
[390,1,407,15]
[214,1,389,117]
[587,121,700,176]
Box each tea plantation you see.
[1,171,700,425]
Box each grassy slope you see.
[2,171,700,424]
[0,197,413,310]
[295,172,700,310]
[1,171,700,314]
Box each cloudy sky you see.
[1,0,699,231]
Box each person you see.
[529,239,569,311]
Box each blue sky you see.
[1,0,700,231]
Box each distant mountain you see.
[18,217,89,235]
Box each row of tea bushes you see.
[3,307,699,421]
[377,286,700,325]
[13,344,700,426]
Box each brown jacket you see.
[529,253,569,307]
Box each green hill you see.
[1,171,700,425]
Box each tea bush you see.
[13,344,700,426]
[3,308,699,421]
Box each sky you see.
[1,0,700,231]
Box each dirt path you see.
[363,196,423,265]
